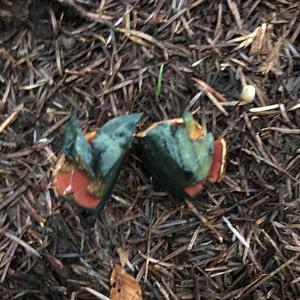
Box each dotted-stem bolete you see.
[53,114,142,214]
[137,112,226,199]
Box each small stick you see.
[186,200,223,243]
[206,91,229,116]
[5,231,41,257]
[249,104,280,112]
[84,287,110,300]
[236,255,298,298]
[223,216,250,249]
[262,127,300,135]
[193,78,227,102]
[0,104,23,133]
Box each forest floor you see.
[0,0,299,299]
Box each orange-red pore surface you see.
[207,137,226,183]
[184,137,226,198]
[54,161,101,209]
[53,131,101,209]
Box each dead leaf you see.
[259,38,283,76]
[117,248,129,267]
[110,265,142,300]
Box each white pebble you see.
[240,85,256,102]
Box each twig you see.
[185,200,223,243]
[223,216,250,249]
[262,127,300,134]
[236,255,299,298]
[0,104,23,133]
[54,0,113,26]
[193,78,227,102]
[242,148,300,183]
[84,287,110,300]
[5,231,41,257]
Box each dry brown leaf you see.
[110,265,142,300]
[117,247,129,267]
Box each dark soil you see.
[0,0,299,299]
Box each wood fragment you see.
[227,0,243,30]
[117,248,130,267]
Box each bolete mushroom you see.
[137,112,226,199]
[53,114,142,213]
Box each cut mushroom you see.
[138,112,227,199]
[53,114,142,213]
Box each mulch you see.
[0,0,299,299]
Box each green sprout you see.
[156,64,164,96]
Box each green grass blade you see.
[156,64,164,96]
